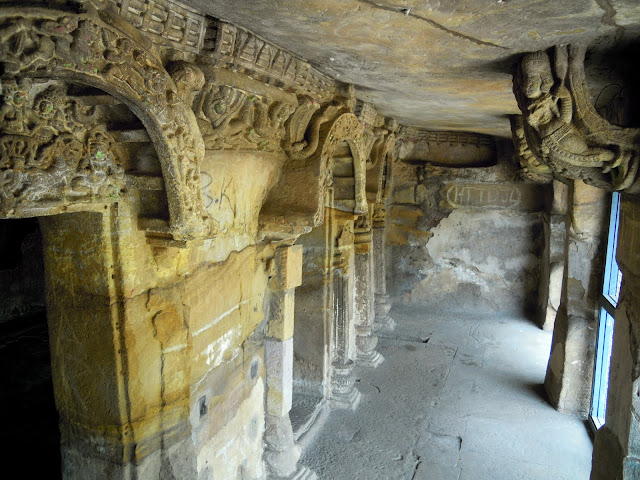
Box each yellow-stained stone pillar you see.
[537,180,568,331]
[264,245,317,480]
[40,209,197,480]
[545,180,608,415]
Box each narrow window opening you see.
[590,192,622,431]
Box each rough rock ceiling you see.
[187,0,640,137]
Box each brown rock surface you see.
[185,0,640,136]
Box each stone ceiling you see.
[187,0,640,137]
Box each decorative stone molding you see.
[0,8,210,241]
[512,45,640,192]
[399,127,495,146]
[354,100,383,130]
[398,126,497,167]
[107,0,206,54]
[200,20,339,102]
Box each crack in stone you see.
[594,0,624,40]
[594,0,617,27]
[355,0,509,50]
[378,333,431,344]
[410,457,422,480]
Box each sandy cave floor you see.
[300,305,593,480]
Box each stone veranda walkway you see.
[301,305,593,480]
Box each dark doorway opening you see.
[0,218,61,478]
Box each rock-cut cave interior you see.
[2,1,640,479]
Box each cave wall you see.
[387,159,550,316]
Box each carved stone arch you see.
[322,113,367,216]
[0,8,209,240]
[365,133,396,206]
[259,111,365,240]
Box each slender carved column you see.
[329,219,361,410]
[544,180,607,415]
[264,246,317,480]
[372,212,395,331]
[354,225,384,367]
[590,195,640,480]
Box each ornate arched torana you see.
[366,131,396,207]
[0,7,209,240]
[259,109,367,239]
[512,44,640,193]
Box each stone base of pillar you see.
[270,465,318,480]
[330,361,361,410]
[264,414,301,479]
[374,295,395,331]
[358,349,384,368]
[356,331,384,367]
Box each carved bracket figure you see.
[195,82,296,153]
[513,45,640,192]
[0,8,211,240]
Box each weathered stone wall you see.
[34,146,285,479]
[387,160,549,316]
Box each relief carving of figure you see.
[514,48,639,190]
[518,51,618,169]
[0,81,125,214]
[197,83,295,152]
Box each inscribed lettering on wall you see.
[444,183,546,211]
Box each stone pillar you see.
[264,246,317,480]
[372,214,395,331]
[537,180,568,331]
[591,195,640,480]
[329,218,361,410]
[354,226,384,367]
[40,210,197,480]
[544,180,608,415]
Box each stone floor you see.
[301,305,593,480]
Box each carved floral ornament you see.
[513,45,640,192]
[0,7,210,240]
[0,80,125,214]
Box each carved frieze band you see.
[108,0,206,53]
[399,127,495,147]
[0,80,126,215]
[201,21,339,102]
[0,8,209,239]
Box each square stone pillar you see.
[544,180,608,415]
[40,210,197,480]
[372,217,395,331]
[537,180,568,331]
[354,227,384,367]
[591,195,640,480]
[264,245,317,480]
